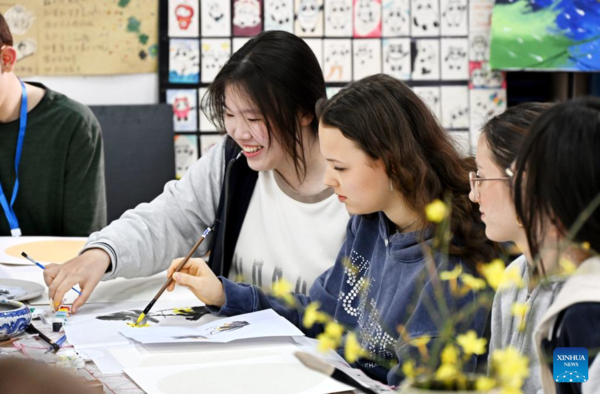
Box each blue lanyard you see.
[0,80,28,237]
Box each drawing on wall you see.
[233,0,263,36]
[167,89,197,132]
[168,0,199,37]
[383,38,411,80]
[175,135,199,180]
[3,5,37,61]
[169,39,200,83]
[201,39,231,83]
[469,62,505,89]
[353,39,382,80]
[264,0,294,32]
[440,0,467,36]
[441,38,469,80]
[323,39,352,82]
[96,306,209,325]
[413,86,441,121]
[353,0,382,37]
[490,0,600,71]
[324,0,353,36]
[469,32,489,62]
[159,0,506,164]
[441,86,469,129]
[469,88,506,124]
[411,0,440,37]
[382,0,409,37]
[295,0,324,37]
[0,286,27,300]
[411,39,440,80]
[201,0,232,37]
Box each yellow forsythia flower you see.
[440,265,463,280]
[441,344,459,364]
[435,363,459,381]
[475,376,497,391]
[402,360,416,379]
[325,322,344,339]
[316,333,338,353]
[271,279,294,306]
[492,346,529,384]
[500,388,524,394]
[411,335,431,347]
[481,259,524,291]
[511,302,529,317]
[456,330,487,356]
[344,332,367,363]
[559,257,577,276]
[460,273,487,291]
[410,335,431,359]
[511,302,529,332]
[425,199,447,223]
[303,302,322,329]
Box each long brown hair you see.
[203,31,326,182]
[317,74,495,269]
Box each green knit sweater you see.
[0,83,106,236]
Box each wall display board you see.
[159,0,507,178]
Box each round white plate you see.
[0,278,45,302]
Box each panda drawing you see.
[267,0,291,26]
[412,0,439,34]
[297,0,323,33]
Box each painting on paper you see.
[490,0,600,71]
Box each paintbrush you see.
[294,351,380,394]
[21,252,82,296]
[134,221,218,326]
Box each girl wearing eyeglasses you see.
[470,102,557,394]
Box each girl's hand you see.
[166,258,226,307]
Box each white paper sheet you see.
[65,301,220,349]
[124,353,353,394]
[108,338,298,371]
[120,309,305,345]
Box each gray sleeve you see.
[82,135,229,280]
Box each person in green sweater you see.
[0,12,106,237]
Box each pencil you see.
[134,220,218,326]
[21,252,82,296]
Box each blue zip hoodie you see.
[208,213,490,386]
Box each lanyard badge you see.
[0,80,28,237]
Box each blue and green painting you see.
[489,0,600,71]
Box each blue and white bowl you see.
[0,300,31,340]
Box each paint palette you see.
[0,278,44,302]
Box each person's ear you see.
[298,111,314,127]
[0,46,17,73]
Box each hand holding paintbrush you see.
[134,221,218,326]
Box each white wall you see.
[25,73,159,106]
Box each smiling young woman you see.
[44,31,350,312]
